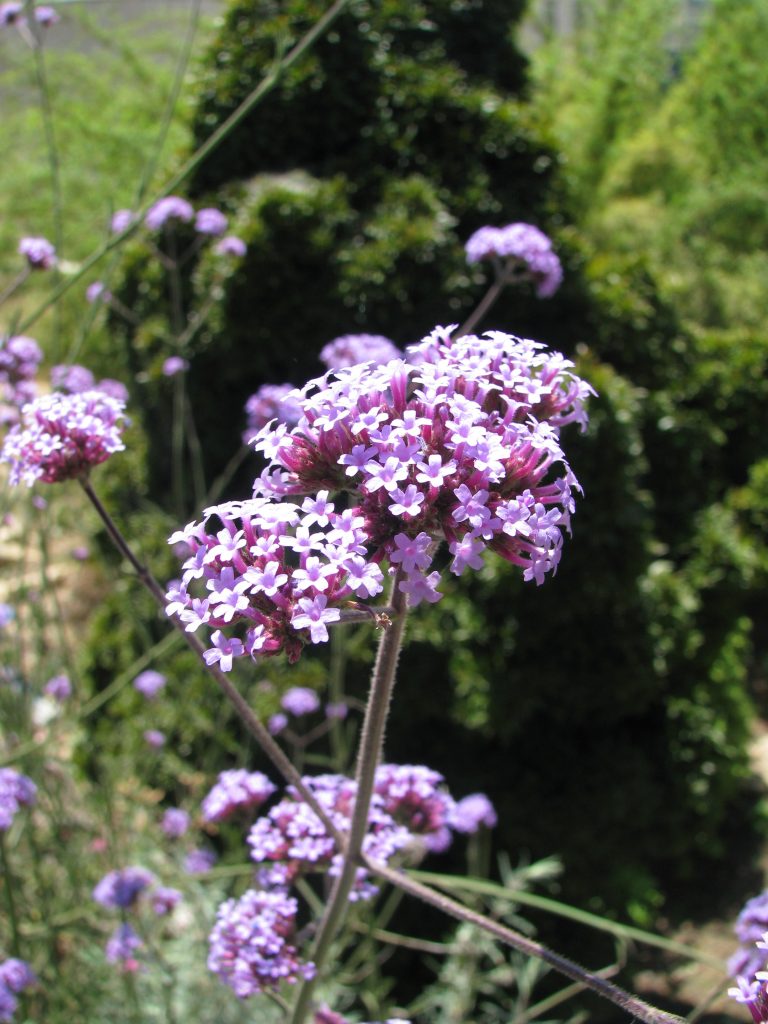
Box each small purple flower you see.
[214,234,247,257]
[208,888,315,997]
[0,958,35,995]
[195,207,228,236]
[35,5,59,26]
[465,222,563,298]
[18,236,56,270]
[86,281,111,304]
[162,356,189,377]
[202,769,276,823]
[450,793,497,833]
[0,604,15,628]
[133,670,166,699]
[43,673,71,701]
[184,848,217,875]
[145,196,194,231]
[92,866,155,909]
[50,363,94,394]
[0,768,36,831]
[319,334,401,370]
[0,3,23,25]
[268,712,288,736]
[143,729,166,748]
[1,388,127,487]
[325,701,348,720]
[161,807,190,838]
[150,886,182,916]
[243,384,302,440]
[280,686,320,717]
[105,923,143,969]
[110,209,133,234]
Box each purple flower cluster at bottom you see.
[208,889,314,998]
[0,959,36,1023]
[0,768,36,831]
[729,893,768,1019]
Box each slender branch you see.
[289,571,409,1024]
[77,475,346,850]
[364,859,687,1024]
[16,0,353,335]
[456,274,506,338]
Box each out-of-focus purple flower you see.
[0,604,15,628]
[0,768,36,831]
[325,701,348,720]
[0,335,43,420]
[110,209,133,234]
[133,670,166,698]
[150,886,182,916]
[161,807,190,838]
[95,378,129,402]
[735,893,768,948]
[18,236,56,270]
[208,888,314,997]
[1,388,118,485]
[145,196,194,231]
[202,769,276,823]
[465,222,563,298]
[184,848,217,874]
[214,235,247,257]
[280,686,320,717]
[35,5,59,26]
[162,356,189,377]
[105,923,143,969]
[374,764,455,852]
[0,958,35,995]
[0,3,23,25]
[92,866,155,909]
[268,712,288,736]
[319,334,401,371]
[71,545,89,561]
[86,281,111,304]
[243,384,302,441]
[195,208,228,236]
[43,674,71,701]
[50,364,95,393]
[450,793,497,832]
[143,729,166,748]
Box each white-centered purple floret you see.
[208,888,314,998]
[465,222,563,298]
[166,326,592,668]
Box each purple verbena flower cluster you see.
[208,888,314,997]
[201,769,277,824]
[243,384,303,440]
[132,669,166,699]
[319,334,401,371]
[0,335,42,426]
[0,768,36,831]
[465,222,563,298]
[17,236,56,270]
[43,673,71,701]
[280,686,320,716]
[729,893,768,1016]
[49,364,128,402]
[92,866,156,909]
[144,196,194,231]
[0,959,36,1022]
[1,388,127,486]
[195,207,228,236]
[214,235,247,258]
[167,327,591,669]
[374,764,456,853]
[161,807,190,838]
[105,923,143,971]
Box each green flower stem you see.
[78,476,346,850]
[456,273,506,337]
[0,833,22,958]
[366,859,688,1024]
[17,0,353,335]
[289,572,408,1024]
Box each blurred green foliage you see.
[83,0,768,925]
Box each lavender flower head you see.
[86,281,111,304]
[0,3,22,25]
[729,893,768,1004]
[50,364,94,394]
[143,729,166,748]
[0,959,35,995]
[93,866,155,909]
[1,388,127,487]
[280,686,320,717]
[374,764,455,852]
[43,673,72,701]
[450,792,497,832]
[150,886,182,916]
[0,335,42,422]
[110,209,133,234]
[105,923,143,969]
[35,5,59,26]
[18,236,56,270]
[161,807,190,838]
[243,384,302,441]
[195,207,228,236]
[465,222,563,298]
[319,333,401,371]
[162,356,189,377]
[133,669,166,699]
[208,888,315,997]
[202,769,276,823]
[184,848,217,874]
[214,235,247,258]
[145,196,194,231]
[0,768,37,830]
[167,326,592,670]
